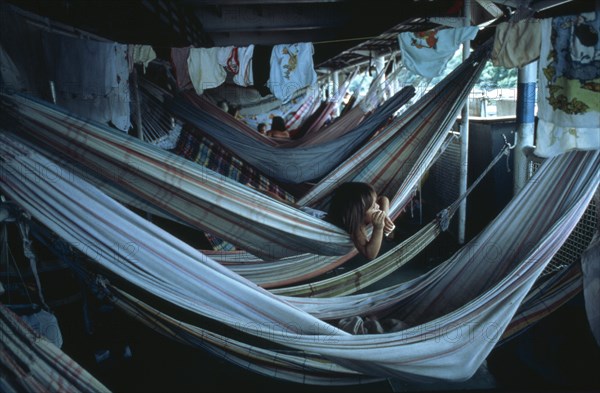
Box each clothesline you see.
[136,34,389,50]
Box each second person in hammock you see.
[326,182,395,260]
[266,116,290,139]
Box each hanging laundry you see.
[128,44,157,73]
[225,46,239,75]
[267,42,317,103]
[42,32,131,132]
[233,44,255,87]
[491,18,541,68]
[252,44,273,96]
[187,47,228,95]
[170,47,193,90]
[397,26,479,78]
[536,12,600,157]
[216,46,235,70]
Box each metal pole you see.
[332,70,340,117]
[374,55,386,100]
[131,66,150,222]
[458,0,472,245]
[131,67,144,142]
[49,81,57,104]
[513,61,537,194]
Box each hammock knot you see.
[93,275,112,299]
[502,134,515,173]
[437,208,450,232]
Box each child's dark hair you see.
[271,116,286,131]
[327,182,376,237]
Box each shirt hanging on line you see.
[267,42,317,103]
[397,26,479,78]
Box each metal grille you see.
[427,133,462,216]
[529,159,598,276]
[429,146,597,276]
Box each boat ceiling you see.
[5,0,595,73]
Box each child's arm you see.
[354,211,386,260]
[378,196,390,213]
[377,196,395,235]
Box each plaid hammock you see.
[173,126,297,251]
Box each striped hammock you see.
[285,62,402,145]
[283,88,323,135]
[0,41,489,262]
[193,42,491,278]
[0,102,353,260]
[4,39,487,260]
[298,42,489,211]
[0,303,110,392]
[501,260,585,344]
[281,66,359,139]
[290,101,367,147]
[1,128,597,383]
[71,249,590,385]
[170,84,416,184]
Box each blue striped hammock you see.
[169,83,416,184]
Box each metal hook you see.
[503,133,516,150]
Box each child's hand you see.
[371,210,386,230]
[384,216,395,234]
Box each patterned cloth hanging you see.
[536,12,600,157]
[41,32,131,131]
[397,26,479,78]
[267,42,318,103]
